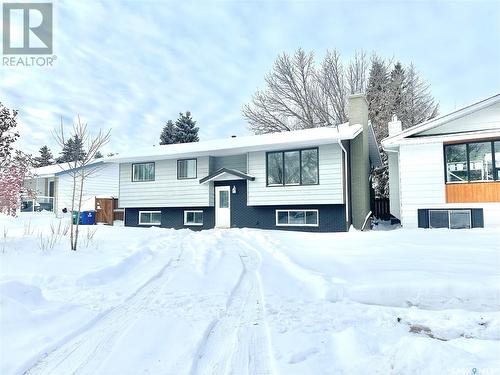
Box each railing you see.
[21,196,55,213]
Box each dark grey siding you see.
[211,154,247,173]
[125,179,347,232]
[215,180,347,232]
[125,207,215,231]
[417,208,484,228]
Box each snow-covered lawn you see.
[1,214,499,375]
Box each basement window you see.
[429,209,471,229]
[184,210,203,226]
[139,211,161,225]
[276,209,319,227]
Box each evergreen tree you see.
[160,120,177,145]
[175,111,199,143]
[57,135,86,163]
[366,56,391,140]
[33,145,53,167]
[94,151,103,159]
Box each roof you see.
[199,168,255,184]
[382,93,500,148]
[367,122,382,168]
[29,161,104,178]
[105,124,363,163]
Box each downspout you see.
[337,138,349,226]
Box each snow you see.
[104,123,360,163]
[1,214,499,375]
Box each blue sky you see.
[3,0,499,156]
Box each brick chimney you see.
[348,94,370,230]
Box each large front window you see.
[445,140,499,183]
[267,148,318,186]
[177,159,197,179]
[132,162,155,182]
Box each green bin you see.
[72,211,80,225]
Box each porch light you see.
[232,186,237,194]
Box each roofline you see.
[107,125,363,163]
[382,93,500,147]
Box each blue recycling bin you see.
[80,210,96,225]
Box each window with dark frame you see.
[267,148,318,186]
[132,162,155,182]
[444,139,499,183]
[177,159,197,179]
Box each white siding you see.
[57,163,119,212]
[119,157,211,208]
[399,143,446,227]
[398,143,500,228]
[247,143,344,206]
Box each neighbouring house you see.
[109,94,381,232]
[23,161,120,222]
[382,93,500,229]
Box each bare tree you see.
[242,48,368,133]
[53,116,110,251]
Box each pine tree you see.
[366,56,391,140]
[160,120,177,145]
[57,135,86,163]
[33,145,53,167]
[174,111,199,143]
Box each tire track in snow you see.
[23,237,187,375]
[190,234,275,375]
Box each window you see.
[468,142,493,181]
[139,211,161,225]
[219,190,229,208]
[495,141,500,179]
[177,159,197,179]
[275,209,319,226]
[445,140,500,183]
[267,148,318,186]
[267,152,283,185]
[184,210,203,226]
[429,209,471,229]
[132,162,155,182]
[445,144,467,182]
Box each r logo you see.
[2,3,53,54]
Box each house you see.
[382,93,500,229]
[23,161,120,219]
[110,94,381,232]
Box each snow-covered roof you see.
[105,124,363,163]
[382,93,500,148]
[29,161,104,178]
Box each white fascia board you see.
[385,129,500,147]
[382,93,500,145]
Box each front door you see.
[215,186,231,228]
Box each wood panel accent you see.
[95,198,114,225]
[446,182,500,203]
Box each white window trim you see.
[138,210,161,225]
[428,209,471,229]
[184,210,203,226]
[275,209,319,227]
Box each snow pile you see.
[1,213,499,375]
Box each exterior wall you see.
[399,142,500,228]
[124,180,347,232]
[387,151,401,219]
[211,154,247,173]
[24,177,50,196]
[57,163,119,213]
[119,157,211,208]
[348,95,370,229]
[125,206,215,231]
[246,143,344,206]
